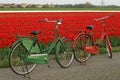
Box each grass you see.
[100,47,120,54]
[0,7,120,11]
[0,48,9,68]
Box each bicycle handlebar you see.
[94,14,113,22]
[39,18,62,24]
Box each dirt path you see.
[0,53,120,80]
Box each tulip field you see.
[0,11,120,48]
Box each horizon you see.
[0,0,120,6]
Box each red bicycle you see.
[72,14,113,63]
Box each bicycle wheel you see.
[106,40,112,58]
[73,34,91,63]
[56,38,74,68]
[9,41,36,75]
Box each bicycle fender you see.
[55,37,69,57]
[72,32,85,49]
[55,40,61,62]
[8,40,21,57]
[55,38,65,60]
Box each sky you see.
[0,0,120,6]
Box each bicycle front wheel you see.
[9,41,36,75]
[56,38,74,68]
[73,34,91,63]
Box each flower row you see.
[0,12,120,48]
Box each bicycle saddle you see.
[86,25,94,30]
[30,31,41,35]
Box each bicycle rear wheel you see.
[56,38,74,68]
[73,34,91,63]
[9,41,36,75]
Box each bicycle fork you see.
[105,35,112,52]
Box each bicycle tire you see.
[73,34,91,63]
[106,40,112,58]
[9,41,37,75]
[56,38,74,68]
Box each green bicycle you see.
[8,18,74,75]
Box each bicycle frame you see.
[82,14,113,55]
[17,18,64,56]
[29,34,64,55]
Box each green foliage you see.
[99,37,120,54]
[0,47,9,59]
[0,47,9,68]
[0,59,9,68]
[99,37,120,47]
[100,47,120,54]
[100,48,107,54]
[109,37,120,47]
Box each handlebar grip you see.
[57,19,62,22]
[39,20,44,22]
[39,18,48,23]
[94,19,97,22]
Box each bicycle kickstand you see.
[80,58,87,66]
[23,72,31,80]
[22,66,32,80]
[80,61,87,66]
